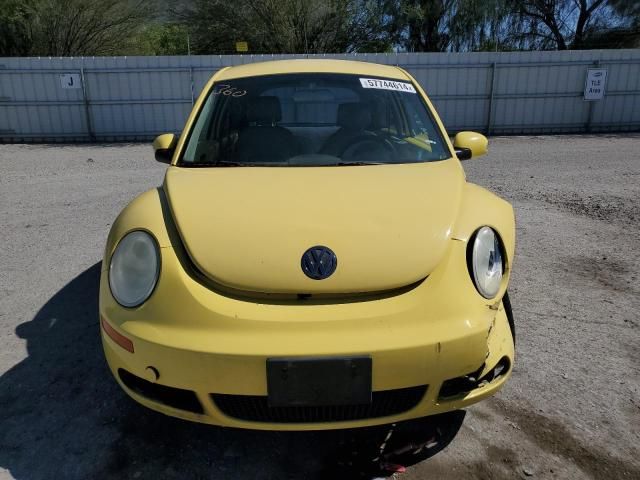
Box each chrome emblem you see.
[301,246,337,280]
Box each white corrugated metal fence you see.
[1,50,639,142]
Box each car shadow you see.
[0,262,465,480]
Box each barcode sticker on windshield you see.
[359,78,416,93]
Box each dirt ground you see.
[1,135,639,480]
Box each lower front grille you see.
[211,386,427,423]
[118,369,204,414]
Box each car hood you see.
[164,161,464,294]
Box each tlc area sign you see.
[584,68,607,101]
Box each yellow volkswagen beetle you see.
[100,59,515,430]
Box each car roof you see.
[214,59,410,81]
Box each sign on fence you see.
[235,42,249,53]
[584,69,607,101]
[59,73,81,89]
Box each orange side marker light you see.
[101,316,134,353]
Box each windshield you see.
[180,73,451,167]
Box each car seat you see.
[236,96,298,162]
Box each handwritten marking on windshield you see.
[213,85,247,97]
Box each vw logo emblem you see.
[301,246,337,280]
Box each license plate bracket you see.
[266,357,372,407]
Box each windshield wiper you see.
[185,160,387,167]
[187,161,264,167]
[215,160,291,167]
[214,161,246,167]
[331,161,386,166]
[180,161,243,167]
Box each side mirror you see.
[453,131,488,160]
[153,133,177,164]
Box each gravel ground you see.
[1,135,639,480]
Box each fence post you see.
[80,67,95,141]
[189,66,195,106]
[585,60,599,133]
[486,62,497,136]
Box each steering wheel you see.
[341,135,395,162]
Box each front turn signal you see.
[101,316,134,353]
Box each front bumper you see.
[100,240,514,430]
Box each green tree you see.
[0,0,152,56]
[0,0,34,56]
[2,0,639,56]
[445,0,516,51]
[382,0,453,52]
[511,0,631,49]
[31,0,152,56]
[176,0,394,54]
[131,23,191,56]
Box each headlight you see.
[470,227,504,299]
[109,231,160,307]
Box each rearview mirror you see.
[453,131,488,160]
[153,133,177,164]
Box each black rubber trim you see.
[438,356,511,400]
[118,369,204,414]
[503,290,515,346]
[454,146,472,160]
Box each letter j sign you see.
[60,73,82,89]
